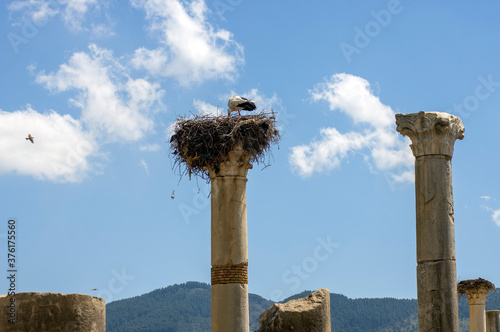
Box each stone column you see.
[396,111,465,332]
[210,146,252,332]
[465,288,489,332]
[0,292,105,332]
[487,310,500,332]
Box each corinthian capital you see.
[395,111,465,157]
[457,278,495,305]
[465,288,490,305]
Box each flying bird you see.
[171,190,175,199]
[26,134,34,144]
[91,288,97,291]
[228,95,256,117]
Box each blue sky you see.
[1,0,499,304]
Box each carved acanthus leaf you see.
[465,288,490,305]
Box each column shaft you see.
[210,153,251,332]
[415,155,459,330]
[415,155,455,262]
[211,174,248,265]
[487,310,500,332]
[470,303,487,332]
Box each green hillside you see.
[106,282,499,331]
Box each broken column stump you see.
[487,310,500,332]
[254,288,331,332]
[0,292,105,332]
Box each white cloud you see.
[140,144,161,152]
[139,159,150,175]
[8,0,59,25]
[8,0,104,31]
[390,170,414,183]
[126,78,164,113]
[131,0,244,85]
[193,99,221,116]
[0,106,99,182]
[90,22,116,38]
[493,209,500,227]
[481,197,500,227]
[63,0,98,30]
[131,48,169,75]
[290,73,413,180]
[291,128,367,176]
[310,73,394,128]
[36,44,164,142]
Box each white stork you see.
[228,95,256,116]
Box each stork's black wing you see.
[237,101,256,111]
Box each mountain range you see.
[106,281,500,331]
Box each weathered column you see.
[255,288,331,332]
[0,292,105,332]
[210,146,252,332]
[466,289,488,332]
[487,310,500,332]
[396,111,465,331]
[171,110,278,331]
[458,278,496,332]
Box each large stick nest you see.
[457,278,496,294]
[170,112,280,180]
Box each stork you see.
[228,95,256,116]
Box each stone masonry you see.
[211,265,248,285]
